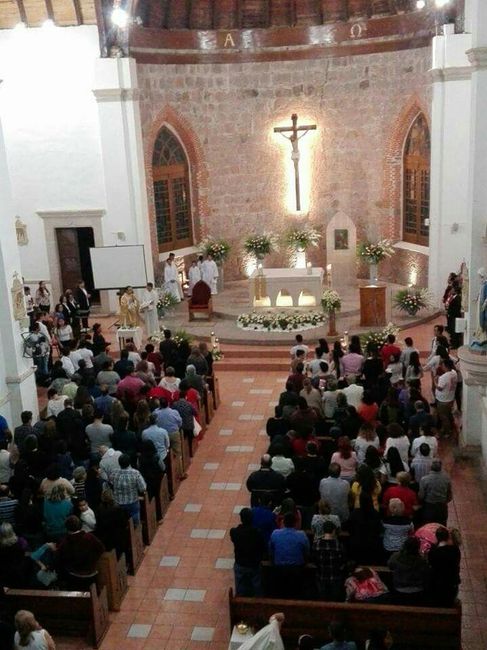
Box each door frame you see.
[37,209,109,313]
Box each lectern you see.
[359,285,386,327]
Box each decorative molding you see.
[37,209,106,219]
[5,366,36,385]
[92,88,141,102]
[430,66,472,82]
[466,47,487,69]
[0,392,11,409]
[393,241,429,256]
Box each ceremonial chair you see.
[188,281,213,320]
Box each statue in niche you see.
[11,272,26,321]
[470,267,487,353]
[15,217,28,246]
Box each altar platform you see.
[249,267,324,309]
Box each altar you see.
[249,267,324,310]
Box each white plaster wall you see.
[0,25,106,284]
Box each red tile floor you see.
[48,319,486,649]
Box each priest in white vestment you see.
[188,260,201,296]
[200,254,219,295]
[164,259,182,302]
[140,282,159,336]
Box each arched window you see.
[403,113,430,246]
[152,127,193,253]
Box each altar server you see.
[140,282,159,336]
[188,260,201,296]
[201,254,219,295]
[164,258,182,302]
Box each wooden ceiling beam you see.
[73,0,83,25]
[15,0,28,25]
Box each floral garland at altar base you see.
[394,287,432,316]
[360,322,400,351]
[237,311,327,332]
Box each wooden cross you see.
[274,113,317,212]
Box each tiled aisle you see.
[97,370,286,650]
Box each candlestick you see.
[306,262,312,276]
[215,337,220,353]
[344,330,349,347]
[210,331,216,347]
[326,263,332,287]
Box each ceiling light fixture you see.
[111,7,129,29]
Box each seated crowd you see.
[0,326,212,601]
[231,331,461,616]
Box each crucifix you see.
[274,113,317,212]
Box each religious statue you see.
[15,217,28,246]
[119,286,140,328]
[460,261,469,313]
[11,272,26,321]
[470,267,487,353]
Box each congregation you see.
[230,324,462,649]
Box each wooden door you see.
[153,163,193,254]
[56,228,82,295]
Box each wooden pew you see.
[228,589,462,650]
[155,473,171,521]
[126,517,144,575]
[166,448,180,498]
[182,431,192,473]
[207,373,220,409]
[3,583,109,648]
[203,388,214,424]
[97,550,128,612]
[140,491,158,546]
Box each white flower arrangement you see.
[237,311,326,332]
[361,322,400,350]
[394,287,432,316]
[321,289,341,313]
[357,239,394,264]
[157,292,179,312]
[285,227,321,251]
[198,237,231,263]
[243,233,277,258]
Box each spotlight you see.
[111,7,129,29]
[416,0,426,9]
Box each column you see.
[0,115,38,424]
[428,26,472,301]
[93,57,154,310]
[463,0,487,452]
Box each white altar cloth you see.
[249,267,324,309]
[116,326,143,351]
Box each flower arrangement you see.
[212,347,224,362]
[394,287,431,316]
[237,311,326,332]
[243,233,276,258]
[361,322,400,350]
[357,239,394,264]
[198,237,231,263]
[157,292,179,313]
[173,329,193,347]
[321,289,341,314]
[285,227,321,251]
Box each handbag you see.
[193,417,202,437]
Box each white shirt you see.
[100,448,123,483]
[322,390,338,418]
[61,356,75,378]
[353,435,380,464]
[80,507,96,532]
[78,347,94,369]
[435,369,458,403]
[384,436,410,463]
[57,324,73,342]
[400,346,418,368]
[69,350,83,371]
[188,265,201,285]
[200,259,218,284]
[141,288,157,311]
[47,396,67,418]
[342,383,364,409]
[290,344,309,358]
[14,629,50,650]
[38,321,52,345]
[164,262,178,283]
[411,434,439,458]
[386,361,403,385]
[271,455,295,477]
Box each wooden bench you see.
[97,549,128,611]
[203,388,214,424]
[166,448,180,498]
[228,588,462,649]
[3,583,109,648]
[126,517,144,575]
[140,491,158,546]
[182,432,192,473]
[155,473,171,521]
[207,373,220,410]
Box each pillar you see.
[0,113,38,425]
[93,57,153,310]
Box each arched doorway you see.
[152,127,193,254]
[403,113,430,246]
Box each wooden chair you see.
[188,281,213,320]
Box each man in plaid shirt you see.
[312,520,347,601]
[112,454,147,525]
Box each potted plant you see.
[243,233,276,264]
[357,239,394,283]
[156,291,179,318]
[198,237,231,291]
[321,288,341,336]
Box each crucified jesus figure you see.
[274,113,317,212]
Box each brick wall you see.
[138,47,432,280]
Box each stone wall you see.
[138,47,432,280]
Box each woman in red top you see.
[357,390,379,425]
[291,429,319,457]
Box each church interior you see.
[1,0,487,648]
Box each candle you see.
[210,331,216,347]
[326,263,332,287]
[306,262,312,275]
[257,263,263,276]
[344,330,349,347]
[215,337,220,352]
